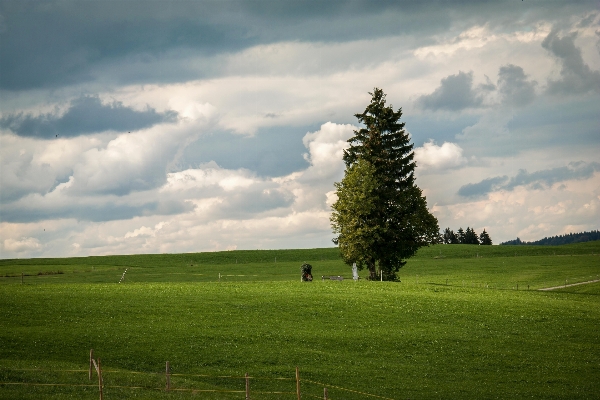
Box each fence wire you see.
[1,365,394,399]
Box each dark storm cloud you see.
[211,187,294,220]
[577,11,598,28]
[0,198,194,223]
[404,113,479,147]
[497,64,537,107]
[417,71,484,111]
[0,162,59,203]
[458,161,600,198]
[418,63,545,112]
[503,162,600,190]
[0,95,177,138]
[2,0,592,91]
[457,176,509,198]
[0,1,255,90]
[542,28,600,95]
[181,126,312,177]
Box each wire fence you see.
[410,273,600,292]
[0,353,395,400]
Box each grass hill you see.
[1,242,599,399]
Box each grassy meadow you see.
[0,242,599,399]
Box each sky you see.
[1,0,599,259]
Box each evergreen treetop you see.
[343,88,415,190]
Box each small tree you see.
[479,229,493,245]
[443,227,458,244]
[456,227,465,244]
[464,227,480,245]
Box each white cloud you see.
[68,121,203,195]
[301,122,355,182]
[3,237,42,253]
[124,222,166,239]
[0,113,210,201]
[162,163,257,193]
[171,101,218,123]
[431,171,600,243]
[414,26,498,59]
[9,121,354,258]
[414,140,467,171]
[414,23,554,61]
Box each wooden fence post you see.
[97,358,103,400]
[245,372,250,400]
[324,387,328,400]
[21,272,24,284]
[89,349,94,381]
[296,366,300,400]
[166,361,170,391]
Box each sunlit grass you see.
[1,242,599,399]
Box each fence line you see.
[0,382,97,387]
[8,368,296,380]
[414,274,600,291]
[0,381,304,397]
[303,378,395,400]
[1,353,395,400]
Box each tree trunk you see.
[367,258,377,280]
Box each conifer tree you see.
[479,229,492,245]
[443,227,458,244]
[331,88,439,281]
[443,227,453,244]
[464,227,480,245]
[456,227,465,244]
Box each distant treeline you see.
[500,230,600,246]
[441,227,492,245]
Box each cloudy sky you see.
[1,1,599,258]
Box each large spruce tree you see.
[331,88,439,281]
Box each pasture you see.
[0,243,599,399]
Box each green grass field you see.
[0,243,599,399]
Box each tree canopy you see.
[331,88,439,281]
